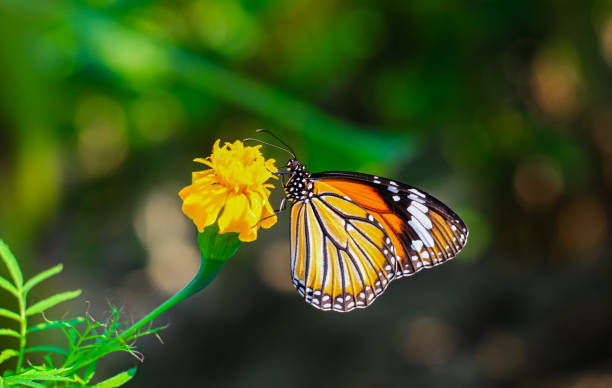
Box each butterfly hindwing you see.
[290,181,397,312]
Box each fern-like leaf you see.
[92,367,137,388]
[23,264,63,295]
[0,349,18,365]
[82,360,98,384]
[0,275,18,297]
[0,307,21,322]
[0,328,20,338]
[26,290,82,316]
[0,240,23,287]
[0,240,162,387]
[27,317,86,334]
[25,346,70,357]
[3,377,46,387]
[4,368,74,387]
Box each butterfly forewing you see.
[311,172,468,279]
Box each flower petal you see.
[260,198,277,229]
[217,193,250,235]
[181,188,227,232]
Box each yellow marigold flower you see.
[179,139,278,242]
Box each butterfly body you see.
[283,159,468,312]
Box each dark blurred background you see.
[1,0,612,387]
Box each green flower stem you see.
[120,224,240,340]
[119,258,224,340]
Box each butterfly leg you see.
[251,198,289,228]
[278,197,287,213]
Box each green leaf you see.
[25,290,82,316]
[3,378,45,388]
[0,349,18,365]
[43,354,55,368]
[0,240,23,288]
[82,360,98,384]
[23,264,63,294]
[0,328,20,338]
[0,275,19,297]
[27,317,85,334]
[11,374,71,382]
[25,346,69,356]
[0,307,20,322]
[93,367,136,388]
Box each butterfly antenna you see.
[255,129,298,159]
[243,138,296,159]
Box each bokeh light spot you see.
[600,17,612,68]
[134,186,199,294]
[476,331,526,380]
[189,0,259,59]
[131,93,185,144]
[147,241,200,295]
[75,95,128,179]
[94,25,169,83]
[557,196,607,255]
[395,316,458,366]
[531,49,581,119]
[514,156,563,208]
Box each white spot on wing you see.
[412,201,428,213]
[411,240,423,251]
[392,195,400,202]
[408,194,426,204]
[388,186,399,193]
[409,188,426,198]
[407,204,433,229]
[408,218,435,248]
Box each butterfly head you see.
[284,159,313,202]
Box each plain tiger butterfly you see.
[249,130,468,312]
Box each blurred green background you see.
[1,0,612,387]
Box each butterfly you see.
[249,130,468,312]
